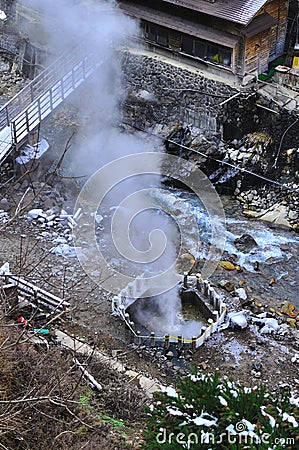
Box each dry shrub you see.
[0,310,146,449]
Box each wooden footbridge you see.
[0,44,102,165]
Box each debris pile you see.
[26,207,84,258]
[27,207,81,230]
[16,139,49,165]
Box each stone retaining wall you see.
[0,1,18,56]
[122,49,238,133]
[122,49,299,151]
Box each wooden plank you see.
[6,275,70,309]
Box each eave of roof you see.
[242,12,277,37]
[120,2,240,48]
[159,0,269,26]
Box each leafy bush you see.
[144,369,299,449]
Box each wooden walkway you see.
[0,44,102,165]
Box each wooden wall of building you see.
[244,0,288,74]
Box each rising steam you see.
[25,0,188,332]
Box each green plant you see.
[144,368,299,449]
[97,412,127,438]
[79,391,128,439]
[98,412,124,429]
[79,387,93,413]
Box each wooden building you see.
[118,0,290,81]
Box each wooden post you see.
[177,335,183,350]
[136,330,142,346]
[164,334,170,350]
[191,336,197,351]
[124,313,130,328]
[150,331,155,347]
[129,322,135,343]
[183,272,188,288]
[196,273,202,292]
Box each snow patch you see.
[16,139,49,164]
[192,413,217,427]
[0,10,7,21]
[160,386,178,398]
[218,396,228,406]
[50,243,78,258]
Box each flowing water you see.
[164,188,299,310]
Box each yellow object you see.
[292,56,299,68]
[280,301,297,317]
[177,253,196,272]
[218,261,235,270]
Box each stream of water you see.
[166,188,299,309]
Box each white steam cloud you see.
[25,0,188,335]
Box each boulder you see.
[0,198,11,212]
[235,287,247,301]
[228,311,247,329]
[218,279,235,293]
[234,234,258,252]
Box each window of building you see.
[194,41,205,59]
[144,23,232,68]
[207,44,219,62]
[181,35,193,54]
[182,34,232,67]
[156,29,168,46]
[144,23,168,47]
[219,48,231,66]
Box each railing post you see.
[177,335,183,351]
[10,121,16,145]
[164,334,170,350]
[25,110,30,133]
[37,99,42,123]
[150,331,155,347]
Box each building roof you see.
[159,0,269,26]
[120,2,240,47]
[242,12,277,37]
